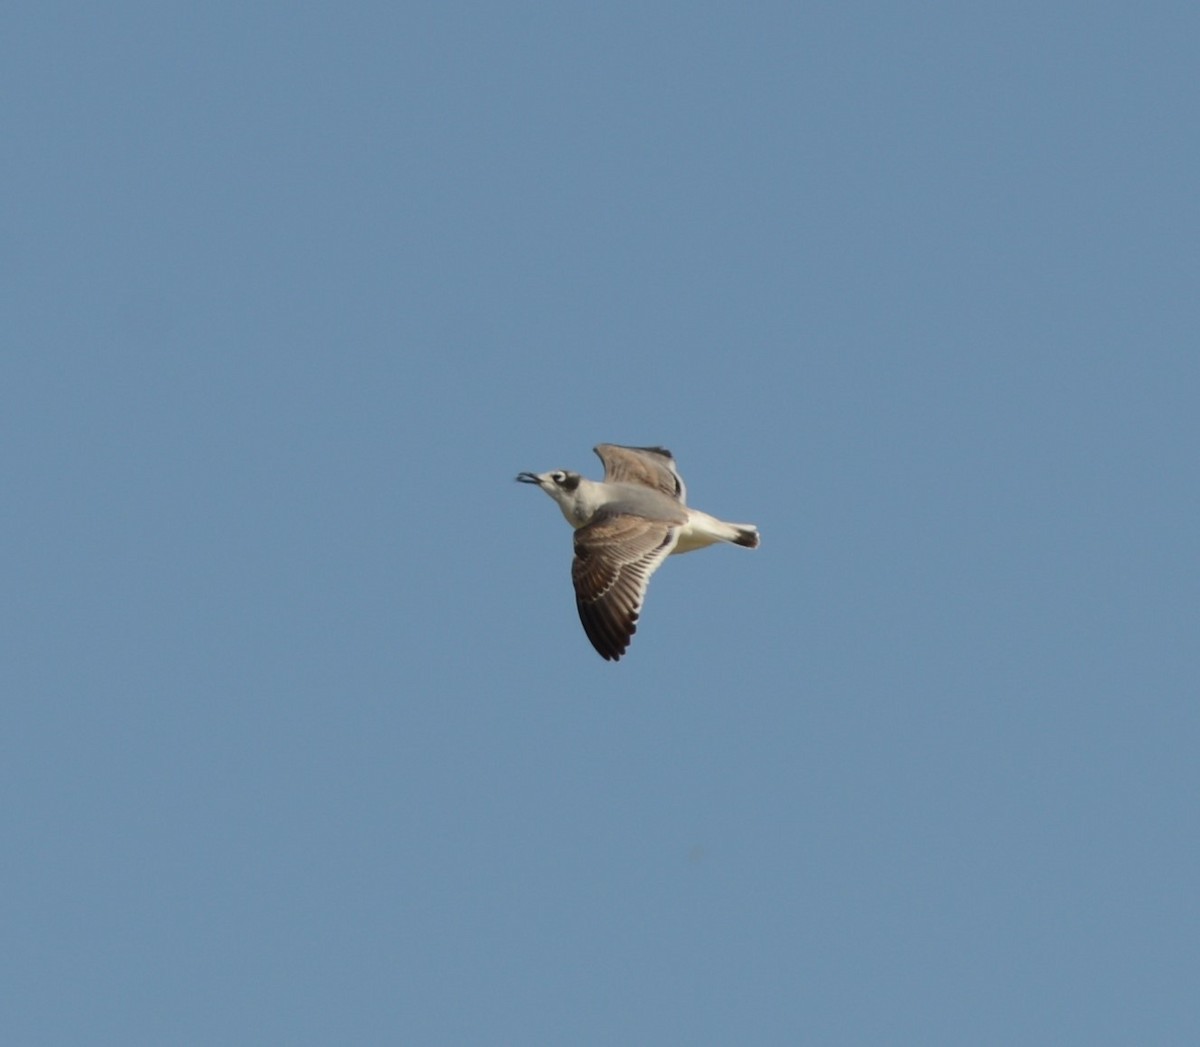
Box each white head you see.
[516,469,592,527]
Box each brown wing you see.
[571,512,680,661]
[593,444,687,504]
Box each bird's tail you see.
[674,512,761,554]
[730,524,760,549]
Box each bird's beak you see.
[515,472,542,484]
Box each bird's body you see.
[517,444,760,661]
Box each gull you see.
[517,444,760,661]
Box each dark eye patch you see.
[559,473,581,492]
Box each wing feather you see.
[593,444,687,504]
[571,511,679,661]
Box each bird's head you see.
[516,469,587,525]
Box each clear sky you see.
[4,3,1197,1044]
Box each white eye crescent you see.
[551,471,567,483]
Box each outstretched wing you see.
[572,511,680,661]
[594,444,687,504]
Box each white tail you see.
[674,511,761,554]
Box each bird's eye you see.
[551,472,566,483]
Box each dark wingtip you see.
[578,601,637,662]
[630,444,673,459]
[595,443,674,460]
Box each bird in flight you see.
[517,444,760,661]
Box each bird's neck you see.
[555,478,604,528]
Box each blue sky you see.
[4,3,1197,1043]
